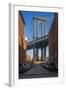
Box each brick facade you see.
[19,12,26,63]
[49,13,58,66]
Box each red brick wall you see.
[19,12,26,63]
[49,13,58,66]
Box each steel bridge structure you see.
[26,16,48,61]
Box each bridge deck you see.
[27,35,48,50]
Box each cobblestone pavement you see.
[19,64,58,79]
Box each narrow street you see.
[19,64,58,79]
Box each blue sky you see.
[21,11,55,58]
[21,11,55,42]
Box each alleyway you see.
[19,64,58,79]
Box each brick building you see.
[49,13,58,67]
[19,11,26,63]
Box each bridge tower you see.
[33,16,47,61]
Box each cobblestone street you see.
[19,64,58,79]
